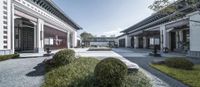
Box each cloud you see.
[102,28,123,37]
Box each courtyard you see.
[0,0,200,87]
[1,48,199,87]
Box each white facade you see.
[188,12,200,57]
[0,0,80,55]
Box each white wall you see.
[73,31,77,47]
[189,13,200,51]
[0,0,3,50]
[37,19,44,52]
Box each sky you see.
[53,0,155,37]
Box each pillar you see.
[175,31,179,49]
[188,11,200,58]
[67,31,70,48]
[160,25,169,51]
[36,19,44,53]
[72,31,77,48]
[179,30,183,42]
[134,36,139,48]
[143,37,147,48]
[125,35,131,48]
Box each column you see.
[67,31,70,48]
[143,37,147,48]
[175,31,179,49]
[160,25,169,51]
[188,12,200,57]
[36,19,44,53]
[134,36,139,48]
[72,31,77,48]
[179,30,183,42]
[125,35,131,48]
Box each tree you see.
[148,0,171,12]
[80,32,93,41]
[149,0,199,14]
[80,32,93,47]
[149,0,200,22]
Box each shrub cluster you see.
[165,58,194,70]
[0,54,19,61]
[94,58,128,87]
[52,49,75,66]
[43,57,99,87]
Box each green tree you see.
[149,0,199,14]
[149,0,200,22]
[80,32,93,47]
[80,32,93,41]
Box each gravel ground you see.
[0,57,49,87]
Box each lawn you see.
[151,64,200,87]
[0,54,19,61]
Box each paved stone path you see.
[0,57,48,87]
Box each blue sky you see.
[54,0,155,37]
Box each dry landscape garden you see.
[42,49,152,87]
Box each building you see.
[117,0,200,58]
[0,0,82,55]
[88,37,116,47]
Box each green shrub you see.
[43,57,152,87]
[165,58,194,70]
[53,49,75,66]
[42,57,99,87]
[123,71,152,87]
[94,57,128,87]
[0,54,19,61]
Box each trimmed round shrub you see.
[165,58,194,70]
[94,57,128,87]
[53,49,75,66]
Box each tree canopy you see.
[149,0,199,14]
[80,32,93,41]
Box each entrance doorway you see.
[119,39,125,47]
[14,18,35,53]
[138,37,143,48]
[131,37,134,48]
[170,32,176,51]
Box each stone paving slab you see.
[0,57,49,87]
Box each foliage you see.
[94,58,128,87]
[42,57,100,87]
[52,49,75,66]
[123,71,152,87]
[148,0,171,12]
[0,54,19,61]
[80,32,93,42]
[151,64,200,87]
[43,57,152,87]
[165,58,194,70]
[149,0,200,14]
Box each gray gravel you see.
[0,57,48,87]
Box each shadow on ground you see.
[26,62,46,77]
